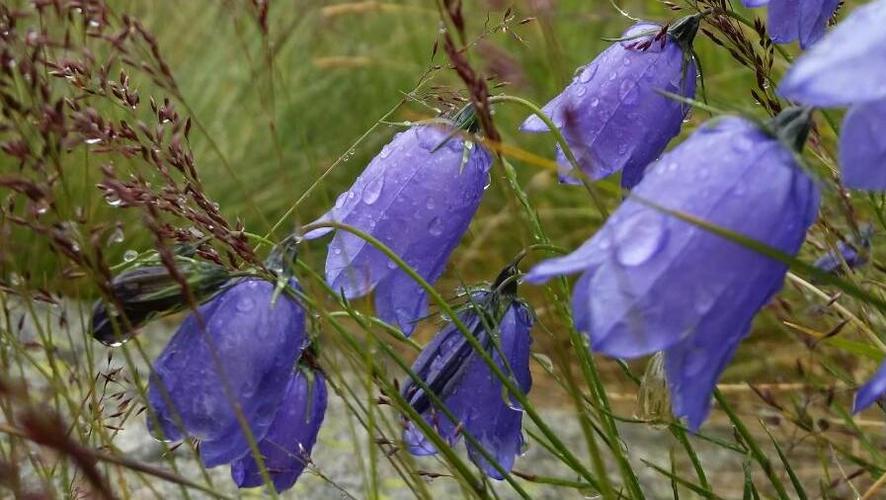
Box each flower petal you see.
[768,0,840,49]
[231,369,327,492]
[147,279,306,465]
[779,0,886,106]
[839,100,886,190]
[521,22,696,186]
[322,126,491,333]
[853,361,886,413]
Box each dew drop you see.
[378,144,393,159]
[731,135,754,154]
[614,211,667,266]
[579,64,597,83]
[107,227,125,245]
[236,296,255,313]
[426,198,436,210]
[590,97,600,108]
[105,194,123,207]
[362,176,384,205]
[428,217,443,236]
[123,249,138,262]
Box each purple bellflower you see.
[520,15,700,189]
[231,364,327,492]
[813,225,872,276]
[402,265,533,478]
[779,0,886,190]
[306,122,492,335]
[749,0,841,49]
[147,278,307,468]
[525,108,820,429]
[854,361,886,413]
[779,0,886,107]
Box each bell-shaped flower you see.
[778,0,886,190]
[147,278,307,467]
[520,16,699,189]
[306,124,492,335]
[813,226,872,276]
[854,360,886,412]
[402,266,533,478]
[231,364,327,493]
[525,109,820,429]
[779,0,886,107]
[763,0,841,49]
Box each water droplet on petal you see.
[379,144,393,159]
[426,198,436,210]
[578,65,597,83]
[732,135,754,154]
[362,176,384,205]
[428,217,443,236]
[123,250,138,262]
[236,296,255,313]
[614,211,667,266]
[590,98,600,108]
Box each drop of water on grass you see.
[123,250,138,262]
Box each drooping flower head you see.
[526,108,820,429]
[402,264,533,479]
[780,0,886,107]
[520,15,700,189]
[231,363,327,493]
[747,0,841,49]
[306,121,492,335]
[778,0,886,190]
[147,277,307,467]
[813,225,872,276]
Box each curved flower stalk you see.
[525,108,820,429]
[520,15,700,189]
[231,363,327,492]
[402,265,533,478]
[306,123,492,335]
[147,278,308,467]
[779,0,886,190]
[742,0,840,49]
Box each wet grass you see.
[3,0,886,498]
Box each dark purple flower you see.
[520,17,699,189]
[766,0,840,49]
[813,227,872,275]
[779,0,886,107]
[402,269,533,479]
[854,361,886,413]
[306,124,492,335]
[147,278,307,467]
[231,365,327,492]
[525,110,820,429]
